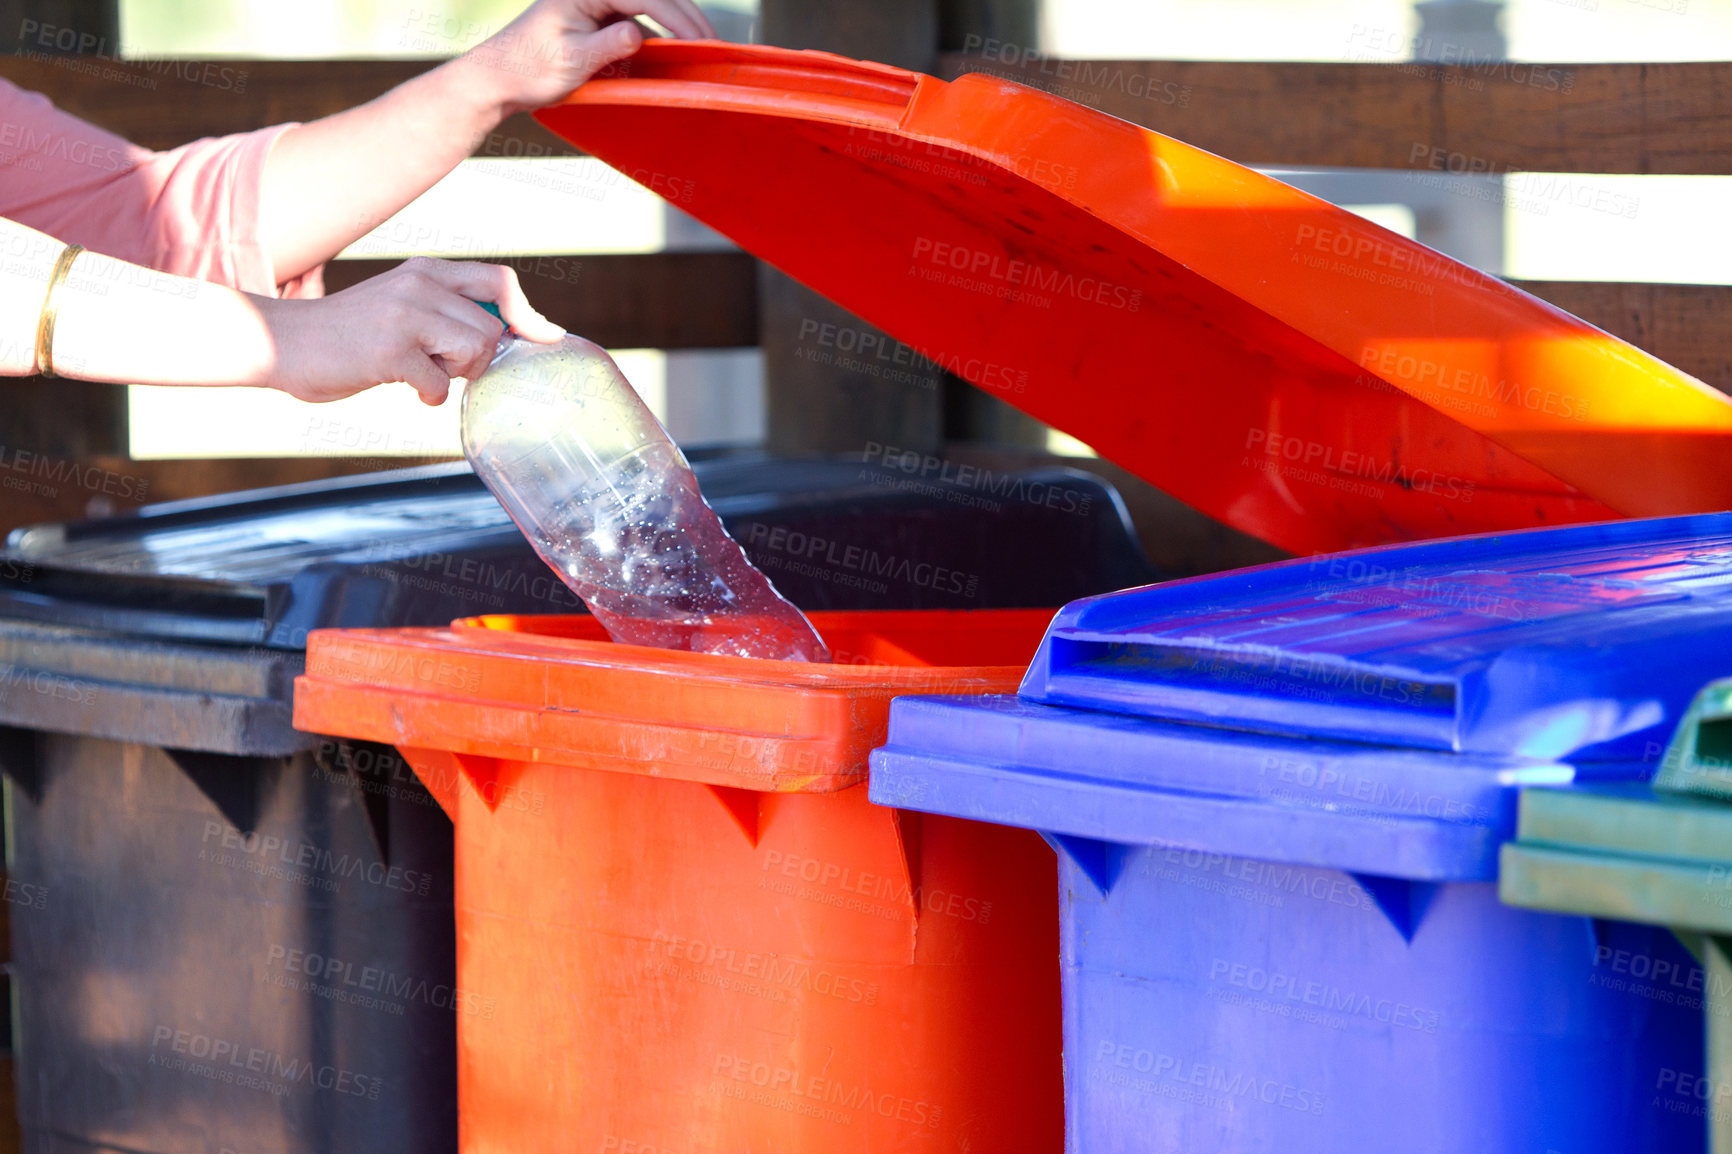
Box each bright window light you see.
[1046,429,1097,457]
[343,159,667,259]
[1342,203,1418,238]
[1505,174,1732,285]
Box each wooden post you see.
[1410,0,1506,273]
[939,0,1038,60]
[0,0,127,460]
[0,0,117,52]
[936,0,1046,448]
[756,0,1043,454]
[756,0,943,456]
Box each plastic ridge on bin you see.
[0,616,308,754]
[874,693,1555,886]
[536,40,1732,555]
[871,513,1732,1153]
[293,609,1065,1153]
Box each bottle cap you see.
[474,299,514,337]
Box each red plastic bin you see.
[292,609,1062,1153]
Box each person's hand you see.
[466,0,718,117]
[258,257,564,405]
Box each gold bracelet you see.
[35,242,84,378]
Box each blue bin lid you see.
[871,512,1732,891]
[1022,511,1732,762]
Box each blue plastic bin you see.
[869,512,1732,1154]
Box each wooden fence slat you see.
[937,55,1732,175]
[325,251,759,350]
[11,55,1724,175]
[328,253,1729,387]
[0,455,433,539]
[0,56,578,157]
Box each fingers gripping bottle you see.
[461,326,829,662]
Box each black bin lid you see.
[0,454,1154,756]
[0,455,1156,650]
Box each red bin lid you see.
[535,41,1732,556]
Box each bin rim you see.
[868,691,1587,887]
[292,608,1052,795]
[435,607,1054,685]
[1501,779,1732,935]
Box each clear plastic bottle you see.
[461,330,829,662]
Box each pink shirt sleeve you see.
[0,78,322,298]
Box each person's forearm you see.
[0,220,261,385]
[1,214,560,404]
[0,213,283,387]
[0,225,58,375]
[257,0,717,285]
[261,53,516,282]
[52,249,275,387]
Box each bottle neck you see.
[474,299,517,362]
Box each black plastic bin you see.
[0,454,1156,1154]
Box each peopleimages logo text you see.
[389,551,582,608]
[863,442,1093,514]
[150,1026,381,1099]
[714,1053,943,1128]
[1359,345,1590,422]
[1207,958,1441,1032]
[267,945,495,1018]
[1093,1040,1326,1115]
[745,523,978,598]
[1245,428,1477,503]
[911,237,1142,312]
[797,319,1028,394]
[0,444,150,500]
[201,822,432,895]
